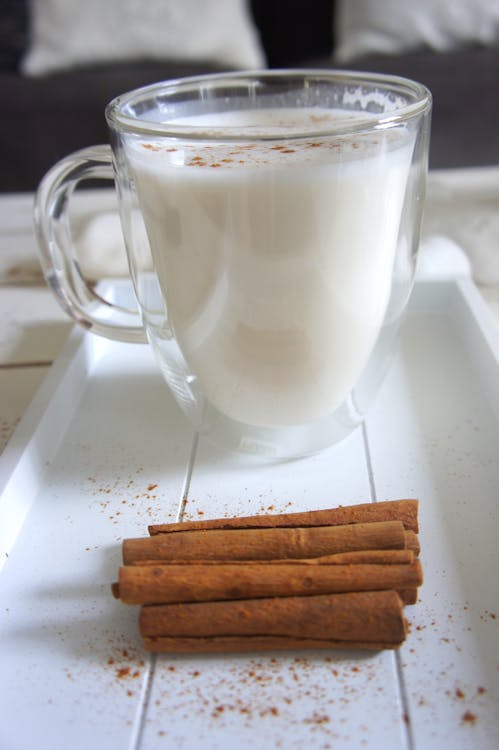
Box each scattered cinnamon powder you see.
[304,712,330,725]
[461,710,477,725]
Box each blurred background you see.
[1,0,499,193]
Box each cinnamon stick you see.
[142,636,402,652]
[398,589,418,605]
[405,530,420,555]
[139,590,407,651]
[114,559,422,605]
[113,500,422,653]
[126,548,415,566]
[123,520,407,565]
[148,499,418,535]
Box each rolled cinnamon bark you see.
[123,520,407,565]
[139,590,407,650]
[114,560,422,605]
[126,548,415,566]
[405,530,420,555]
[148,499,418,535]
[143,636,403,652]
[398,589,418,605]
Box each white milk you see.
[129,109,414,427]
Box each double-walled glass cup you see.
[35,70,431,458]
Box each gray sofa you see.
[1,0,499,192]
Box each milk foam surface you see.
[129,108,414,427]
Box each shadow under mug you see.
[34,69,432,458]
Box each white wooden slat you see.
[0,192,35,233]
[365,294,499,749]
[140,429,409,750]
[0,286,71,365]
[0,230,42,284]
[0,331,97,567]
[0,339,195,750]
[142,648,405,750]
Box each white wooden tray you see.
[0,278,498,750]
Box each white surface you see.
[0,278,498,749]
[0,286,70,365]
[366,280,499,749]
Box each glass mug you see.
[35,70,431,458]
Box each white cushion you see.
[22,0,265,76]
[335,0,499,62]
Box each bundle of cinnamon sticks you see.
[112,499,422,653]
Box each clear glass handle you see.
[34,144,147,344]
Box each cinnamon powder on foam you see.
[139,136,386,169]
